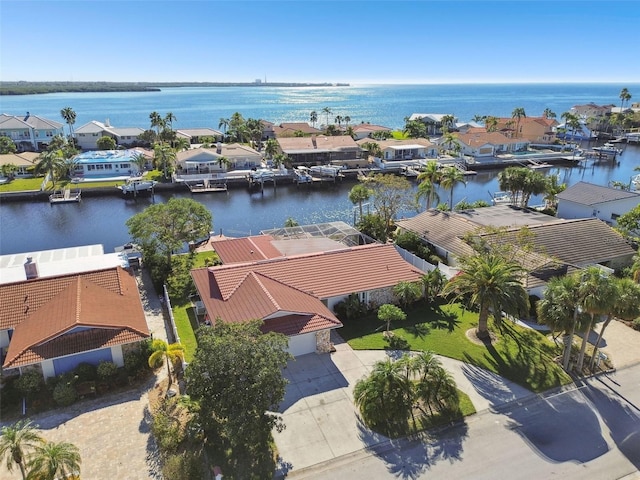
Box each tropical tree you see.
[216,155,231,171]
[440,114,455,133]
[369,174,413,232]
[348,183,372,221]
[263,138,279,160]
[149,111,164,136]
[416,179,440,211]
[245,117,263,150]
[309,111,318,128]
[511,107,526,138]
[360,141,382,161]
[0,162,18,179]
[284,217,299,227]
[173,137,191,152]
[0,136,17,154]
[619,87,632,111]
[344,115,351,127]
[131,152,148,173]
[148,339,185,386]
[441,253,529,339]
[27,441,81,480]
[542,108,556,119]
[393,281,422,309]
[589,277,640,371]
[403,119,427,138]
[439,165,465,211]
[60,107,76,139]
[154,142,177,178]
[543,173,566,209]
[416,160,441,185]
[96,135,116,150]
[575,267,616,372]
[334,115,343,128]
[484,116,498,132]
[378,303,406,333]
[218,117,230,138]
[322,107,332,126]
[35,149,64,189]
[472,114,485,123]
[422,269,445,303]
[272,153,288,169]
[0,419,44,480]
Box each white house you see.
[556,181,640,227]
[0,113,65,151]
[175,143,262,176]
[74,120,144,150]
[71,148,152,179]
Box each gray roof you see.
[557,181,640,206]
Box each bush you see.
[74,362,98,382]
[97,361,118,381]
[162,452,203,480]
[633,318,640,331]
[15,370,44,400]
[53,380,77,406]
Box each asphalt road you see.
[290,365,640,480]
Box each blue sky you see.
[1,1,638,84]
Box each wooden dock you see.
[187,179,228,193]
[49,188,81,204]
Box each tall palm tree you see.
[344,115,351,127]
[164,112,176,130]
[393,281,422,309]
[417,160,441,185]
[131,152,148,174]
[439,165,465,211]
[148,339,185,385]
[27,441,81,480]
[35,150,64,189]
[441,253,529,339]
[218,117,230,138]
[322,106,332,126]
[153,143,176,179]
[334,115,343,128]
[360,141,382,161]
[619,87,631,110]
[309,111,318,128]
[542,108,556,119]
[416,178,440,210]
[264,138,279,160]
[511,107,526,138]
[60,107,76,139]
[440,114,455,133]
[216,155,231,171]
[575,267,616,372]
[484,115,498,132]
[348,183,371,221]
[149,111,163,136]
[589,277,640,371]
[0,419,44,480]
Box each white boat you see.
[249,169,275,180]
[309,165,344,177]
[293,166,313,184]
[117,177,157,194]
[633,174,640,191]
[491,191,514,205]
[592,143,623,155]
[49,188,81,204]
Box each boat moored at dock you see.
[49,188,81,204]
[117,177,157,194]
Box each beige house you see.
[0,152,40,177]
[351,123,393,140]
[176,143,262,175]
[277,135,361,165]
[455,131,529,156]
[356,137,437,161]
[494,117,558,143]
[74,120,144,150]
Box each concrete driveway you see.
[274,332,533,477]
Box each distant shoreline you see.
[0,81,350,96]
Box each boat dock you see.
[49,188,81,204]
[187,179,228,193]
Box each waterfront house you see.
[356,138,437,161]
[175,128,223,144]
[556,181,640,227]
[455,131,529,157]
[277,135,361,166]
[351,123,393,140]
[71,148,152,179]
[0,152,40,178]
[408,113,457,135]
[273,122,323,138]
[0,246,149,379]
[191,241,424,356]
[0,113,65,152]
[395,206,635,296]
[175,143,262,175]
[494,116,558,144]
[74,120,145,150]
[570,103,614,119]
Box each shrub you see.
[74,362,98,382]
[53,380,77,406]
[633,318,640,331]
[162,452,203,480]
[97,361,118,381]
[15,370,44,399]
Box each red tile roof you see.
[212,235,282,263]
[191,243,423,334]
[2,267,149,368]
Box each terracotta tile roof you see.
[212,235,282,263]
[277,135,359,153]
[2,267,149,368]
[557,181,640,206]
[357,138,434,149]
[261,314,339,336]
[192,243,423,333]
[456,131,524,147]
[352,124,392,132]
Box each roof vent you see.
[24,256,39,280]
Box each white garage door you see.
[287,332,317,356]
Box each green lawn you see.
[0,177,44,192]
[340,302,571,393]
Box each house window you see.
[611,213,620,220]
[46,131,53,137]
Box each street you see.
[289,365,640,479]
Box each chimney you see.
[216,142,222,154]
[24,112,30,120]
[24,256,39,280]
[105,118,111,127]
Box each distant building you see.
[0,113,65,151]
[74,120,145,150]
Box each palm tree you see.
[149,111,163,136]
[619,87,631,110]
[511,107,526,138]
[264,138,279,160]
[542,108,556,119]
[543,173,566,209]
[484,116,498,132]
[153,142,176,179]
[589,277,640,371]
[334,115,343,128]
[60,107,76,139]
[472,114,485,123]
[393,281,422,309]
[416,179,440,211]
[348,183,371,221]
[440,114,455,133]
[131,152,148,174]
[417,160,441,185]
[0,419,44,480]
[575,267,616,372]
[218,117,230,138]
[360,141,382,161]
[309,111,318,128]
[27,441,81,480]
[441,253,529,339]
[148,339,185,386]
[321,106,332,126]
[173,137,191,152]
[439,165,465,211]
[272,153,288,169]
[421,269,445,302]
[35,150,64,189]
[344,115,351,127]
[164,112,176,130]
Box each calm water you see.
[1,84,639,255]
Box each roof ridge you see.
[251,272,281,310]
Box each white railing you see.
[393,245,436,273]
[162,284,180,345]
